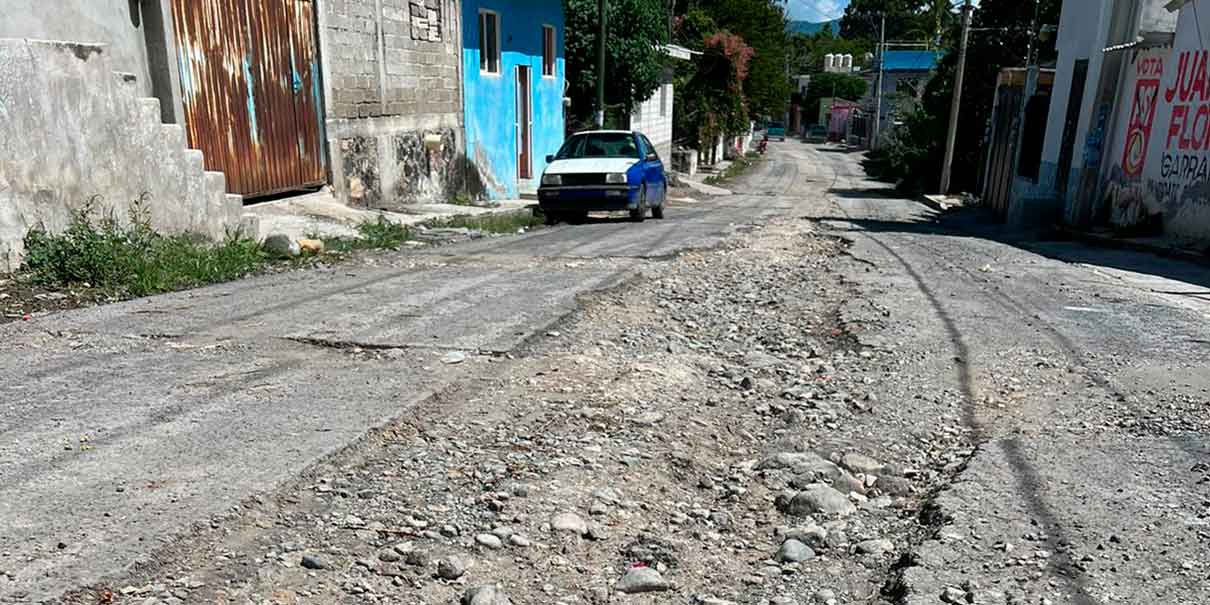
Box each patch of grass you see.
[449,192,478,206]
[323,216,414,253]
[703,154,759,185]
[21,201,542,305]
[425,210,543,234]
[323,210,539,252]
[22,200,266,298]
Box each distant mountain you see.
[789,20,841,36]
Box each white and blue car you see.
[538,130,668,224]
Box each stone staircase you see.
[0,39,244,271]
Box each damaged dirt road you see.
[3,143,1208,605]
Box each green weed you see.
[22,199,265,298]
[425,210,542,234]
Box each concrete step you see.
[203,171,227,238]
[159,123,186,150]
[138,97,161,125]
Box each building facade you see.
[461,0,565,199]
[0,0,486,268]
[319,0,466,209]
[1000,0,1207,240]
[871,50,943,137]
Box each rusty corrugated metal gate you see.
[171,0,326,198]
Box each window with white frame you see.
[542,25,556,77]
[479,11,500,74]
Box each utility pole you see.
[872,14,885,149]
[939,0,972,194]
[596,0,607,128]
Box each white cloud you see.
[785,0,847,22]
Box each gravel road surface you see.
[3,142,1207,605]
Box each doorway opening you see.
[516,65,533,180]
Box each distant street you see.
[4,142,1208,604]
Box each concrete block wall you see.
[320,0,466,209]
[0,39,241,271]
[630,82,675,161]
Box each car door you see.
[638,134,666,203]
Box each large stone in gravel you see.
[615,566,670,594]
[782,484,856,517]
[262,234,300,258]
[784,525,828,548]
[300,554,329,570]
[813,589,837,604]
[475,533,503,549]
[856,539,894,555]
[759,452,845,483]
[840,453,885,475]
[875,475,914,497]
[550,512,588,535]
[437,556,468,580]
[776,539,815,563]
[463,585,512,605]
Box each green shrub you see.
[862,109,945,196]
[323,216,413,253]
[22,199,265,297]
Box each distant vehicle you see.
[767,122,787,141]
[806,125,828,143]
[537,131,668,225]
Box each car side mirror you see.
[545,154,554,163]
[646,153,658,162]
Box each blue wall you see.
[463,0,565,199]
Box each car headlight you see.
[605,173,627,184]
[541,174,562,186]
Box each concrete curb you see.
[1053,225,1209,266]
[917,194,965,213]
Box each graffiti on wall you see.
[1121,56,1162,177]
[1104,50,1169,230]
[1103,5,1210,240]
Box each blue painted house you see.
[462,0,566,199]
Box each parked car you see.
[767,122,786,141]
[538,130,668,225]
[806,125,828,143]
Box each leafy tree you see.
[840,0,930,43]
[806,72,868,102]
[800,72,868,122]
[673,7,720,51]
[693,0,791,118]
[676,32,755,153]
[788,30,871,75]
[563,0,670,130]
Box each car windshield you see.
[555,133,640,160]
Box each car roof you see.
[571,130,635,136]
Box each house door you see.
[516,66,533,180]
[170,0,327,198]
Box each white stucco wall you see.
[630,82,675,161]
[1040,0,1113,170]
[0,0,156,95]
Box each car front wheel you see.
[630,186,648,223]
[651,199,665,219]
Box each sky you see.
[784,0,848,22]
[784,0,978,23]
